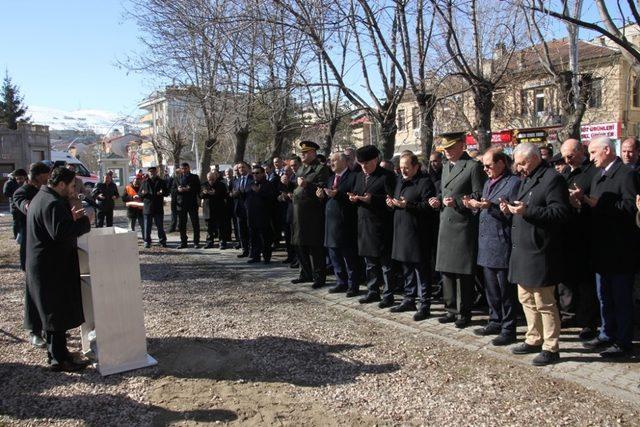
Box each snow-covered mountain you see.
[29,105,140,135]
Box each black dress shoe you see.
[346,288,359,298]
[600,344,631,358]
[237,252,249,258]
[204,242,214,249]
[263,259,271,265]
[491,334,516,346]
[289,262,300,269]
[532,350,560,366]
[438,313,456,324]
[144,243,151,249]
[454,316,471,329]
[282,258,293,264]
[176,243,188,249]
[359,293,381,304]
[578,327,597,341]
[583,336,612,349]
[311,282,326,289]
[291,278,312,284]
[328,285,348,293]
[511,342,542,355]
[247,258,260,264]
[473,324,502,336]
[50,359,88,372]
[219,243,229,250]
[193,244,201,249]
[389,301,417,313]
[378,298,394,309]
[160,242,167,248]
[413,307,430,321]
[30,333,46,348]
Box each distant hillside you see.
[29,106,140,135]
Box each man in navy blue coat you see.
[464,149,519,345]
[317,152,361,297]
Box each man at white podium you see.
[26,167,93,372]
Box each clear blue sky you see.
[0,0,155,115]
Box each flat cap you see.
[356,145,380,162]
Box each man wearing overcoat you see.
[291,141,331,288]
[350,145,397,307]
[504,142,570,366]
[428,132,486,328]
[26,167,92,372]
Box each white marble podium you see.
[77,226,157,376]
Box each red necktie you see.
[333,174,340,189]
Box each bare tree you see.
[274,0,407,159]
[522,0,591,141]
[431,0,519,151]
[527,0,640,73]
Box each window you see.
[412,107,420,129]
[534,89,545,115]
[633,77,640,108]
[397,109,406,131]
[588,78,602,108]
[31,150,45,162]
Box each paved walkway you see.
[159,240,640,407]
[113,208,640,408]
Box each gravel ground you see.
[1,213,639,426]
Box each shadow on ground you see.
[147,335,400,387]
[0,362,238,426]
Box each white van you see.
[48,150,99,188]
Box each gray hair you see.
[331,152,348,162]
[513,142,541,160]
[589,136,616,151]
[207,171,217,179]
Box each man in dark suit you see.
[26,167,92,372]
[230,162,253,257]
[428,132,486,328]
[291,141,331,288]
[166,167,180,232]
[201,170,231,249]
[387,151,436,320]
[503,142,570,366]
[245,166,276,263]
[578,137,639,357]
[278,162,298,266]
[349,145,397,307]
[316,152,361,296]
[464,149,519,345]
[13,162,51,348]
[91,173,119,227]
[559,139,600,339]
[3,169,27,239]
[620,137,640,172]
[139,166,168,248]
[176,162,201,249]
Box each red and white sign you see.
[580,122,621,143]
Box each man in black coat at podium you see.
[26,167,92,372]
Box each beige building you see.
[384,37,640,155]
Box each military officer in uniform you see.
[428,132,486,328]
[291,141,331,287]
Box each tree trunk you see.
[473,85,494,151]
[323,117,340,156]
[234,126,249,163]
[156,150,164,168]
[172,146,182,168]
[199,138,214,182]
[556,72,591,142]
[380,119,397,160]
[416,93,436,160]
[271,128,286,159]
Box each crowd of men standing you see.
[3,133,640,372]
